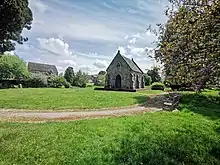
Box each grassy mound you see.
[0,87,162,110]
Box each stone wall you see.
[106,55,131,89]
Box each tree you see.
[64,67,75,85]
[97,71,106,86]
[74,70,88,87]
[144,73,152,86]
[0,0,33,54]
[0,54,29,80]
[146,67,161,83]
[98,71,106,75]
[155,0,220,92]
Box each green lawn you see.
[0,87,163,110]
[1,93,220,165]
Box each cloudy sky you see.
[15,0,169,74]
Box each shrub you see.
[151,82,165,90]
[64,82,71,88]
[24,73,48,88]
[48,75,71,88]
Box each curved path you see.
[0,95,165,122]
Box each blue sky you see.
[15,0,169,74]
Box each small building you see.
[105,50,145,90]
[27,62,58,76]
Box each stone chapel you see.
[105,50,145,90]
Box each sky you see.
[15,0,169,74]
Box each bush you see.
[48,76,71,88]
[151,82,165,90]
[78,83,86,88]
[24,73,48,88]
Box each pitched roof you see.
[121,55,143,73]
[27,62,58,75]
[106,50,144,74]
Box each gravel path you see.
[0,106,162,122]
[0,95,166,122]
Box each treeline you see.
[0,54,88,88]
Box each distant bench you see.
[163,93,180,111]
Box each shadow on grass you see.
[179,93,220,120]
[134,95,165,109]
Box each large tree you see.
[0,54,29,79]
[147,67,161,83]
[155,0,220,91]
[64,66,75,85]
[0,0,33,54]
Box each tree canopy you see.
[146,67,161,83]
[0,0,33,54]
[74,70,88,87]
[64,67,75,85]
[144,73,152,86]
[155,0,220,91]
[0,54,29,80]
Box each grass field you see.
[0,87,163,110]
[0,92,220,165]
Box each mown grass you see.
[0,92,220,165]
[0,113,220,165]
[0,87,162,110]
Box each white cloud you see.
[145,30,154,36]
[37,38,73,57]
[129,38,137,44]
[128,46,146,56]
[29,0,48,13]
[124,35,129,40]
[133,33,142,39]
[93,59,108,69]
[78,65,99,74]
[117,46,127,55]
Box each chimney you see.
[132,58,134,61]
[117,50,120,54]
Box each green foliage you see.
[0,88,163,110]
[0,92,220,164]
[144,73,152,86]
[95,70,107,86]
[24,73,48,88]
[96,74,106,86]
[0,55,29,80]
[151,82,165,90]
[48,75,70,88]
[147,67,161,83]
[155,0,220,90]
[64,66,75,85]
[98,70,106,75]
[0,0,33,54]
[74,70,88,87]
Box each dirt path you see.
[0,95,166,122]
